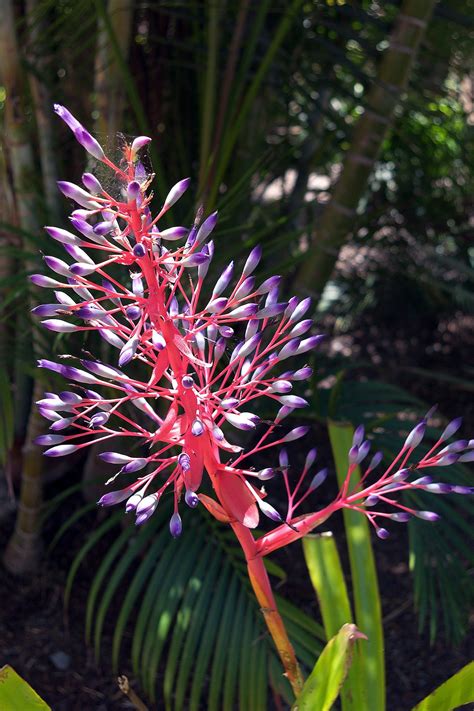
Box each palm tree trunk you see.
[295,0,436,295]
[0,0,46,574]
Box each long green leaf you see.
[0,666,51,710]
[292,624,366,711]
[328,420,385,711]
[411,661,474,711]
[302,533,366,710]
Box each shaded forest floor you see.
[1,308,473,710]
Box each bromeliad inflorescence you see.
[33,105,473,544]
[32,105,473,693]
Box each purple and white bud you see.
[50,417,73,431]
[57,181,100,209]
[305,448,318,469]
[295,335,325,355]
[169,512,183,538]
[136,493,159,518]
[198,241,214,279]
[45,225,81,245]
[118,336,139,367]
[220,398,240,410]
[93,221,115,236]
[235,277,255,300]
[368,451,383,470]
[289,297,312,322]
[44,444,78,457]
[450,484,474,494]
[308,468,328,492]
[257,468,275,481]
[126,305,141,320]
[356,440,371,464]
[257,499,282,522]
[238,333,262,360]
[404,421,426,449]
[459,451,474,463]
[54,104,81,131]
[219,326,234,338]
[185,490,200,508]
[228,303,258,319]
[242,245,262,277]
[352,425,365,447]
[423,483,452,494]
[191,419,204,436]
[376,527,390,540]
[41,319,78,333]
[206,297,228,313]
[268,380,293,394]
[277,339,300,361]
[125,492,143,513]
[196,211,218,245]
[213,337,227,363]
[365,495,380,507]
[290,319,313,338]
[131,136,152,153]
[212,425,224,442]
[181,252,209,267]
[255,275,281,295]
[412,476,432,486]
[181,375,194,389]
[89,412,110,428]
[348,446,359,465]
[127,181,141,200]
[74,127,105,161]
[152,331,166,350]
[82,172,103,194]
[44,256,72,277]
[282,426,310,443]
[390,512,412,522]
[159,226,188,241]
[275,406,293,423]
[98,488,134,507]
[31,304,63,317]
[415,511,440,522]
[257,303,287,319]
[435,453,459,466]
[178,453,191,471]
[163,178,191,209]
[70,262,97,276]
[132,243,146,258]
[99,452,135,464]
[392,468,410,482]
[131,273,144,297]
[440,440,468,454]
[122,458,148,474]
[223,412,256,430]
[439,417,462,442]
[279,449,289,468]
[284,297,299,319]
[30,274,63,288]
[35,434,66,446]
[277,395,308,409]
[55,291,76,306]
[213,262,234,298]
[64,243,94,264]
[290,366,313,381]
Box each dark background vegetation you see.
[0,1,473,709]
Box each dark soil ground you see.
[1,309,473,710]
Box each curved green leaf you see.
[411,661,474,711]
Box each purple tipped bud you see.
[213,262,234,297]
[45,225,81,245]
[255,275,281,295]
[404,421,426,449]
[459,451,474,463]
[131,136,152,152]
[126,305,141,320]
[228,303,258,319]
[54,104,81,130]
[118,336,139,367]
[132,243,146,258]
[74,127,105,160]
[169,512,183,538]
[185,490,199,508]
[412,476,433,485]
[289,297,311,322]
[440,417,462,442]
[31,304,63,317]
[368,451,383,470]
[127,181,141,200]
[279,449,289,468]
[424,483,452,494]
[291,367,313,381]
[277,395,308,409]
[152,331,166,350]
[44,255,71,276]
[221,398,240,410]
[57,181,99,208]
[268,380,293,394]
[390,512,412,522]
[451,485,474,494]
[136,494,159,518]
[98,488,133,507]
[283,426,310,443]
[257,303,288,319]
[305,448,317,469]
[159,226,188,241]
[41,319,77,333]
[365,495,380,507]
[178,453,191,471]
[223,412,256,431]
[131,274,144,297]
[356,440,371,463]
[236,277,255,300]
[125,492,143,513]
[376,527,390,540]
[44,444,78,457]
[35,434,65,446]
[90,412,110,428]
[436,453,459,466]
[415,511,440,522]
[257,499,282,522]
[99,452,134,464]
[181,252,209,267]
[392,468,410,482]
[257,468,275,481]
[242,245,262,277]
[277,339,300,361]
[352,425,365,447]
[207,297,228,313]
[295,335,325,355]
[30,274,63,288]
[191,419,204,436]
[196,211,218,245]
[122,458,148,474]
[308,468,328,492]
[181,375,194,389]
[82,172,102,194]
[70,262,96,276]
[164,178,191,209]
[290,319,313,338]
[50,417,72,431]
[275,406,293,423]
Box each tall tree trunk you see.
[0,0,46,573]
[295,0,436,295]
[94,0,134,143]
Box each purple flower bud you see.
[44,444,78,457]
[169,512,183,538]
[289,297,311,322]
[122,458,148,474]
[279,449,289,468]
[423,483,452,494]
[308,468,328,492]
[64,243,94,264]
[131,136,152,152]
[125,492,143,513]
[191,419,204,436]
[348,445,359,465]
[54,104,81,131]
[213,337,227,363]
[136,494,159,518]
[44,256,71,276]
[185,490,200,508]
[459,451,474,463]
[118,336,139,367]
[223,412,256,431]
[90,412,110,428]
[450,485,474,494]
[207,297,228,313]
[93,220,115,235]
[440,417,463,442]
[57,181,99,208]
[50,417,72,431]
[242,245,262,277]
[74,127,105,161]
[284,297,299,319]
[290,367,313,381]
[30,274,63,288]
[412,476,433,485]
[257,499,282,522]
[441,440,468,454]
[228,304,258,319]
[390,512,412,522]
[404,421,426,449]
[221,398,240,410]
[198,241,214,279]
[55,291,75,306]
[275,406,292,423]
[257,302,287,319]
[415,511,440,522]
[158,226,189,241]
[376,527,390,540]
[368,451,383,470]
[196,211,218,245]
[238,333,262,359]
[295,335,325,355]
[235,277,255,300]
[435,453,459,466]
[82,172,102,194]
[181,252,209,267]
[290,319,313,338]
[41,319,78,333]
[365,495,380,507]
[178,453,191,471]
[213,262,234,297]
[99,452,134,464]
[277,395,308,409]
[356,440,371,463]
[127,181,141,200]
[392,468,410,482]
[283,426,310,443]
[352,425,365,447]
[219,326,234,338]
[133,243,146,258]
[257,468,275,481]
[126,305,141,320]
[35,434,65,446]
[31,304,63,317]
[98,488,133,507]
[277,338,300,361]
[255,275,281,295]
[45,225,81,245]
[152,331,166,350]
[268,380,292,394]
[70,262,96,276]
[163,178,191,209]
[305,448,317,469]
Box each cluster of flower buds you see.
[33,105,472,545]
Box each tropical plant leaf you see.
[411,661,474,711]
[0,666,51,711]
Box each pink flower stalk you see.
[33,105,473,548]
